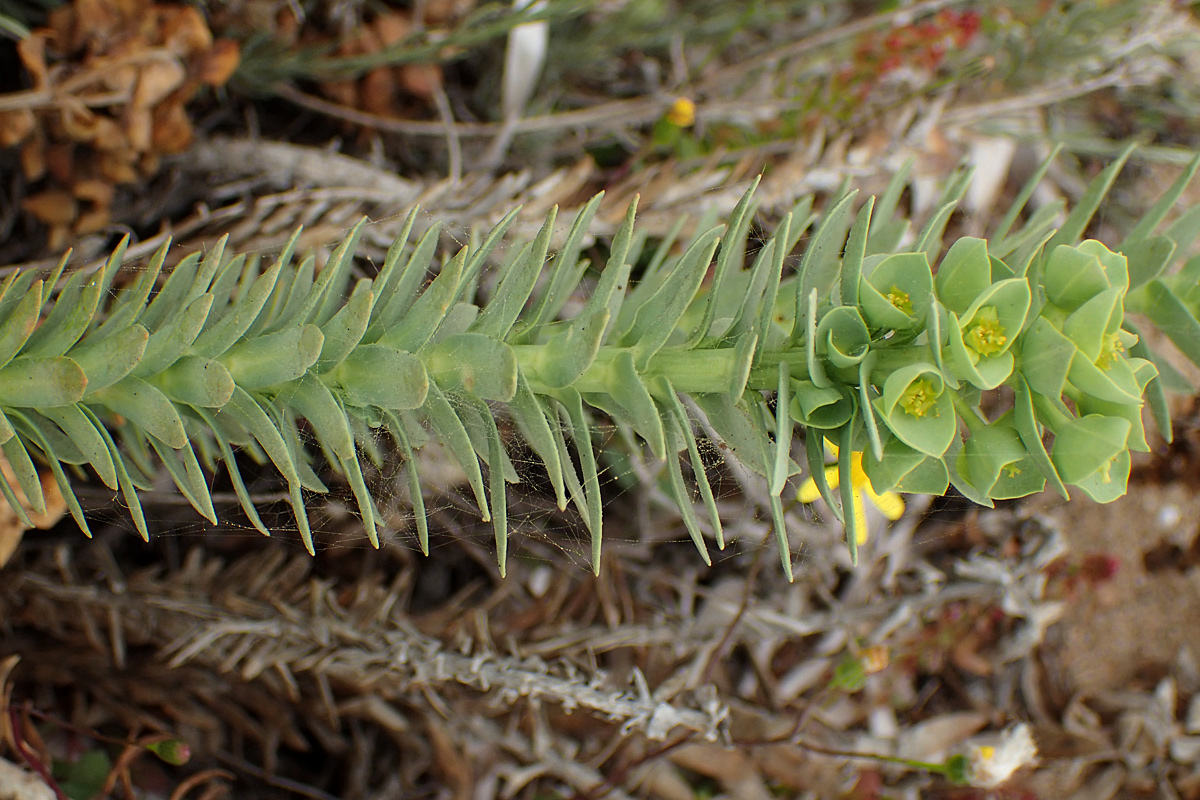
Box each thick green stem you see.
[513,344,814,395]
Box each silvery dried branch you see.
[1,144,1198,578]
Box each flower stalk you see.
[2,146,1200,578]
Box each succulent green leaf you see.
[91,376,186,450]
[147,433,217,525]
[22,270,101,358]
[1018,318,1076,399]
[588,349,666,460]
[1125,154,1200,245]
[916,169,971,259]
[315,279,374,372]
[152,356,236,408]
[72,324,148,395]
[508,372,566,509]
[1013,378,1067,499]
[136,293,214,377]
[328,344,427,409]
[1164,205,1200,255]
[1126,320,1175,442]
[0,355,87,407]
[12,410,90,535]
[790,380,853,430]
[426,333,517,401]
[625,227,721,369]
[471,209,555,341]
[935,237,992,316]
[422,381,490,519]
[794,190,858,339]
[1051,413,1131,487]
[838,198,873,308]
[803,431,842,523]
[94,241,167,342]
[991,143,1063,246]
[692,392,772,480]
[555,388,603,558]
[658,379,723,549]
[1045,142,1135,252]
[697,178,758,343]
[380,247,466,353]
[0,280,43,369]
[858,252,932,331]
[1041,244,1110,311]
[1141,279,1200,368]
[476,398,509,575]
[830,423,857,564]
[190,258,284,357]
[818,306,871,369]
[39,404,118,489]
[867,159,913,255]
[220,323,323,390]
[295,220,365,327]
[386,412,429,554]
[863,434,949,496]
[367,222,440,338]
[1,428,44,514]
[662,414,711,566]
[1122,236,1176,292]
[519,192,604,337]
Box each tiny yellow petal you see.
[853,492,868,545]
[824,464,841,490]
[665,97,696,127]
[798,478,822,504]
[866,488,905,521]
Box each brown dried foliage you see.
[0,0,240,250]
[316,10,445,123]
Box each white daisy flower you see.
[963,723,1038,788]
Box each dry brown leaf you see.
[361,68,398,117]
[0,111,36,148]
[151,99,193,153]
[47,225,70,252]
[132,57,187,109]
[373,11,413,46]
[399,63,443,99]
[197,39,240,86]
[74,204,111,234]
[43,145,75,189]
[16,35,49,89]
[422,0,477,25]
[425,719,471,800]
[125,105,153,151]
[156,5,212,57]
[669,744,774,800]
[91,116,128,151]
[58,104,104,142]
[0,454,66,570]
[73,177,115,206]
[20,136,46,181]
[98,148,139,183]
[22,189,78,226]
[10,0,234,250]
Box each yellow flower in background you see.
[797,443,905,544]
[665,97,696,127]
